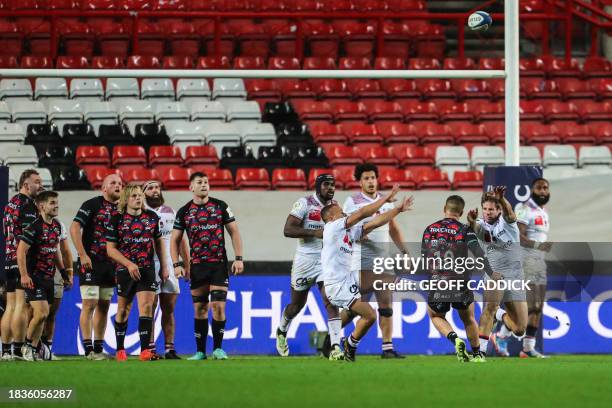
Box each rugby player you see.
[276,174,344,360]
[342,164,410,358]
[16,191,64,361]
[1,169,42,360]
[321,184,413,362]
[422,195,500,363]
[515,178,551,358]
[70,174,123,360]
[39,221,74,361]
[143,180,190,359]
[106,184,166,362]
[171,172,244,360]
[467,187,527,359]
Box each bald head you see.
[102,174,123,202]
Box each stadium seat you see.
[240,123,276,157]
[0,20,22,57]
[75,145,110,166]
[98,124,133,147]
[519,58,545,77]
[541,56,581,78]
[106,78,140,100]
[414,79,454,99]
[379,79,420,100]
[308,79,351,99]
[155,102,190,126]
[234,56,266,70]
[341,122,382,144]
[447,122,489,144]
[10,101,47,130]
[120,167,159,184]
[0,101,9,122]
[83,167,119,189]
[520,146,542,166]
[49,165,90,190]
[235,168,271,190]
[56,56,90,69]
[519,78,561,99]
[360,145,398,166]
[34,78,68,100]
[221,145,258,171]
[141,79,175,101]
[177,79,211,106]
[577,101,611,121]
[435,100,474,122]
[578,146,612,169]
[112,145,147,167]
[0,144,38,166]
[204,123,242,155]
[582,56,611,78]
[479,57,504,70]
[134,123,169,147]
[374,57,407,70]
[451,79,489,100]
[271,168,307,190]
[303,19,339,59]
[338,57,372,70]
[189,100,226,123]
[0,123,25,144]
[149,145,183,166]
[588,78,611,100]
[226,100,262,122]
[212,79,247,100]
[268,57,300,70]
[25,124,61,145]
[293,100,333,121]
[545,100,580,122]
[375,168,414,189]
[46,99,84,130]
[390,144,435,167]
[558,78,597,100]
[589,122,612,144]
[359,100,403,122]
[376,122,417,144]
[411,168,451,189]
[412,122,453,144]
[8,166,52,191]
[409,58,442,70]
[162,56,195,70]
[307,122,347,144]
[345,79,385,100]
[37,145,75,167]
[164,121,203,146]
[62,123,97,146]
[324,145,362,165]
[0,79,33,100]
[157,166,191,190]
[70,78,104,100]
[329,100,368,122]
[521,122,559,144]
[184,145,219,166]
[115,100,154,135]
[84,101,118,134]
[557,122,595,144]
[452,170,483,189]
[20,56,53,69]
[519,100,546,122]
[443,57,476,70]
[197,56,231,69]
[277,79,315,100]
[471,146,505,171]
[303,57,337,70]
[92,56,126,69]
[435,146,470,180]
[543,144,577,166]
[191,167,234,189]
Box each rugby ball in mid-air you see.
[468,11,492,31]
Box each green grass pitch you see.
[1,355,610,407]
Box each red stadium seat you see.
[541,56,581,78]
[329,100,368,122]
[333,21,374,59]
[303,57,337,70]
[90,20,129,57]
[197,56,231,69]
[117,0,153,10]
[56,56,90,69]
[582,56,611,78]
[0,20,23,56]
[555,122,595,144]
[308,79,351,99]
[235,168,271,190]
[378,168,415,189]
[17,19,51,56]
[359,145,398,166]
[149,145,183,166]
[307,121,347,143]
[414,79,454,99]
[451,79,490,100]
[374,57,406,70]
[293,100,333,121]
[519,100,546,121]
[447,122,489,144]
[20,55,53,68]
[411,168,451,189]
[379,79,419,100]
[162,19,199,56]
[184,145,219,166]
[434,100,474,122]
[277,79,315,100]
[158,166,191,190]
[411,122,453,144]
[338,57,372,70]
[480,121,505,144]
[443,57,475,70]
[359,99,403,122]
[234,56,266,70]
[344,79,385,99]
[341,122,382,144]
[127,55,161,69]
[84,167,120,189]
[271,168,307,190]
[112,145,147,167]
[134,20,164,56]
[452,170,483,189]
[268,57,300,70]
[84,0,116,10]
[519,78,561,99]
[519,58,545,77]
[245,79,281,102]
[376,122,418,144]
[484,78,505,100]
[387,0,426,11]
[520,122,560,144]
[576,101,611,121]
[378,22,410,59]
[92,56,125,69]
[409,58,442,70]
[589,122,612,144]
[470,100,505,121]
[390,144,435,167]
[0,55,18,68]
[411,24,445,59]
[545,100,580,122]
[190,167,234,189]
[558,78,597,100]
[478,57,504,70]
[588,78,612,100]
[323,145,362,165]
[163,56,194,69]
[396,100,438,122]
[121,167,159,184]
[75,146,110,166]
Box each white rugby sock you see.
[327,318,341,346]
[479,337,489,351]
[279,310,292,333]
[499,322,512,338]
[495,308,507,323]
[523,336,536,351]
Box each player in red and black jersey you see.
[171,172,244,360]
[1,169,42,360]
[106,184,167,362]
[70,174,122,360]
[16,191,64,361]
[421,195,500,363]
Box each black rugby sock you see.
[138,317,153,352]
[93,339,104,353]
[82,339,93,355]
[447,331,458,344]
[114,321,128,351]
[194,318,208,353]
[212,319,226,350]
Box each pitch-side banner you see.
[483,165,543,208]
[52,276,612,355]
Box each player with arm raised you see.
[16,191,63,361]
[170,172,243,360]
[467,187,527,359]
[1,169,42,361]
[423,195,500,363]
[320,184,413,362]
[106,184,166,362]
[70,174,123,360]
[514,178,551,358]
[275,174,343,360]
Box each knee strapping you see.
[210,290,227,302]
[378,308,393,318]
[192,295,209,304]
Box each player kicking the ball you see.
[276,174,343,360]
[320,184,413,362]
[106,184,167,362]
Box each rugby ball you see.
[468,11,492,31]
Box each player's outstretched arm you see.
[467,208,480,233]
[346,184,400,228]
[226,221,244,275]
[493,186,517,223]
[362,196,414,236]
[283,214,322,239]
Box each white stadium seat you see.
[190,101,226,122]
[578,146,612,175]
[177,79,211,107]
[0,123,25,144]
[70,78,104,101]
[0,144,38,166]
[35,78,68,100]
[226,100,262,122]
[84,101,118,134]
[106,78,140,100]
[165,121,204,144]
[155,101,190,127]
[520,146,542,166]
[204,122,242,156]
[212,79,247,100]
[240,123,277,158]
[46,99,84,130]
[10,101,47,130]
[115,100,154,135]
[8,165,53,191]
[0,79,33,101]
[471,146,505,171]
[435,146,470,181]
[543,144,578,179]
[0,101,11,122]
[141,78,175,100]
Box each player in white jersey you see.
[514,178,551,358]
[275,174,345,360]
[467,187,528,360]
[321,185,413,362]
[143,180,190,359]
[39,220,73,361]
[342,164,410,358]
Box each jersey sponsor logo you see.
[307,210,321,222]
[535,216,544,226]
[295,277,314,287]
[349,284,359,294]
